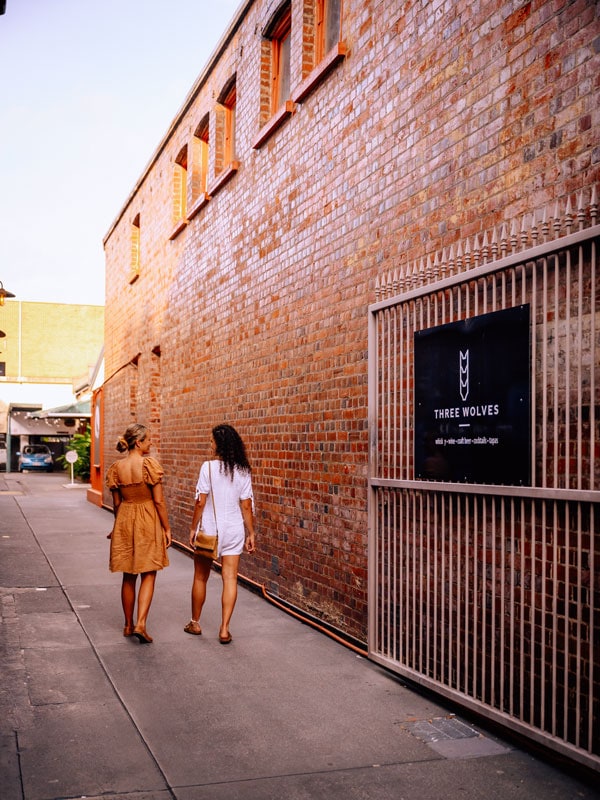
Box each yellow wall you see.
[0,301,103,383]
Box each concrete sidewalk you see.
[0,472,597,800]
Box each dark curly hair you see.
[212,424,251,480]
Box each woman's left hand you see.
[245,532,256,554]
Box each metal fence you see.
[367,190,599,771]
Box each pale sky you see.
[0,0,241,307]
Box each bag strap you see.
[208,461,218,534]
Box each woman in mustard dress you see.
[106,423,171,643]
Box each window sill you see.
[292,41,348,104]
[187,192,210,222]
[169,218,188,240]
[252,100,297,150]
[207,161,239,197]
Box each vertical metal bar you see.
[540,256,548,488]
[519,497,526,720]
[564,249,572,488]
[499,497,506,711]
[540,498,547,731]
[456,493,462,692]
[398,306,405,480]
[447,493,454,687]
[417,490,423,672]
[433,491,439,680]
[404,304,412,481]
[472,495,479,698]
[510,264,516,308]
[464,495,471,695]
[382,487,389,657]
[392,488,398,659]
[509,498,516,716]
[553,255,560,488]
[590,240,597,490]
[575,502,582,746]
[384,308,390,475]
[438,288,445,326]
[410,490,417,670]
[395,305,401,480]
[490,496,497,705]
[562,503,571,741]
[399,492,411,664]
[380,488,385,657]
[551,500,558,736]
[576,247,583,490]
[480,495,487,702]
[440,492,447,683]
[588,504,595,751]
[528,500,535,728]
[527,258,537,486]
[425,488,431,675]
[389,488,394,657]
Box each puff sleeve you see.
[105,462,120,490]
[142,456,164,486]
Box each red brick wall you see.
[103,0,599,640]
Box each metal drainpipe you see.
[6,409,10,473]
[6,302,24,473]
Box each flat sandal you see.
[184,620,202,635]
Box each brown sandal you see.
[133,627,153,644]
[184,620,202,635]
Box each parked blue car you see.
[18,445,54,472]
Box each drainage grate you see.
[407,716,479,742]
[405,716,511,760]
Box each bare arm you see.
[189,493,208,547]
[107,488,122,539]
[240,497,256,553]
[151,482,172,547]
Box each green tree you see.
[57,425,91,481]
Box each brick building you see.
[101,0,599,767]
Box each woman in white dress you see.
[185,424,256,642]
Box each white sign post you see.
[65,450,78,486]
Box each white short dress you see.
[195,459,253,557]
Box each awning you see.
[8,409,66,436]
[26,400,91,420]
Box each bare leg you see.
[191,555,212,622]
[219,554,241,639]
[135,571,157,632]
[122,573,137,630]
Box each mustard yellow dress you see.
[105,456,170,574]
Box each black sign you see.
[414,305,531,485]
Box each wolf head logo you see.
[459,350,469,402]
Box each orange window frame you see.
[270,10,291,114]
[174,146,188,221]
[195,119,209,195]
[316,0,342,63]
[222,83,236,165]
